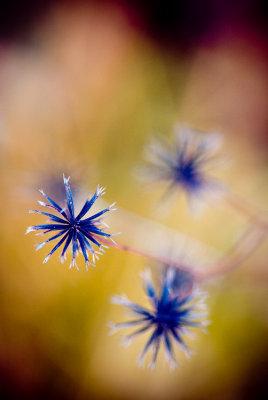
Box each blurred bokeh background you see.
[0,1,267,399]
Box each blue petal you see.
[138,327,162,364]
[79,233,94,255]
[150,337,161,369]
[82,207,110,222]
[40,190,68,219]
[60,231,73,260]
[81,224,110,237]
[43,231,70,262]
[144,281,158,308]
[179,318,202,327]
[175,293,194,308]
[123,302,153,318]
[170,328,184,344]
[36,229,69,250]
[77,232,89,263]
[114,320,149,329]
[176,307,194,318]
[31,210,68,224]
[78,228,102,248]
[63,176,75,220]
[158,280,170,310]
[72,230,78,262]
[171,328,190,356]
[163,331,177,365]
[76,190,98,221]
[32,224,70,231]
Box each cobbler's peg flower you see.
[139,125,224,211]
[26,174,117,269]
[109,267,209,369]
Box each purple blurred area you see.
[1,0,267,52]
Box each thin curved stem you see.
[224,188,268,230]
[197,224,267,281]
[98,237,198,277]
[99,222,267,282]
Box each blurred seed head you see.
[109,265,209,369]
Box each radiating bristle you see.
[25,226,35,234]
[43,255,50,264]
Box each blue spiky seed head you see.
[109,267,209,369]
[139,125,224,211]
[26,174,117,270]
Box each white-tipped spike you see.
[28,210,35,214]
[101,221,109,228]
[100,245,108,253]
[122,336,134,348]
[63,174,70,184]
[38,200,46,207]
[178,343,192,359]
[25,226,35,234]
[181,328,197,340]
[164,347,179,371]
[109,202,117,211]
[69,259,79,270]
[96,185,106,197]
[187,311,209,320]
[201,132,223,153]
[166,267,176,285]
[39,189,45,196]
[136,355,145,368]
[140,268,152,283]
[163,348,178,370]
[36,242,46,251]
[200,320,211,334]
[86,259,95,269]
[195,288,208,297]
[197,303,208,311]
[111,232,121,237]
[183,348,193,360]
[43,254,51,264]
[169,359,178,371]
[107,322,120,335]
[110,294,129,305]
[148,361,156,370]
[60,256,65,264]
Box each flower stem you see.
[100,223,267,282]
[99,237,198,276]
[197,224,267,281]
[224,189,268,230]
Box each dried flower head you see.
[139,125,223,210]
[109,268,209,369]
[26,174,117,269]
